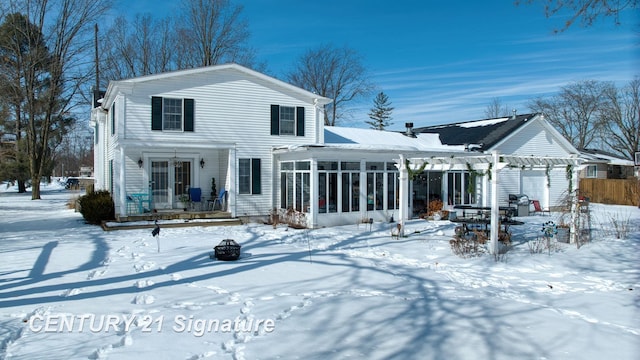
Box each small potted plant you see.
[211,177,217,200]
[178,193,190,211]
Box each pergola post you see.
[570,165,580,244]
[489,151,500,255]
[398,154,409,238]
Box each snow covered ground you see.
[1,181,639,359]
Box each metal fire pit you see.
[214,239,241,261]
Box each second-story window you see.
[270,105,305,136]
[163,98,182,131]
[279,106,295,135]
[151,96,194,132]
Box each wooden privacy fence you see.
[578,178,640,206]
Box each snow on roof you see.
[323,126,466,152]
[580,149,635,166]
[457,117,509,128]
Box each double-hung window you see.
[151,96,194,132]
[271,105,305,136]
[163,98,183,131]
[239,158,261,194]
[279,106,296,135]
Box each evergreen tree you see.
[366,92,394,130]
[0,12,50,193]
[0,1,107,199]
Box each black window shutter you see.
[184,98,194,132]
[111,103,115,135]
[251,158,261,194]
[270,105,279,135]
[151,96,162,130]
[296,106,305,136]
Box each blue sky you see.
[122,0,638,129]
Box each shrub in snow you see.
[269,207,307,229]
[450,228,485,258]
[78,190,115,224]
[605,212,634,239]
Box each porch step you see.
[115,210,233,222]
[101,217,242,231]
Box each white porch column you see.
[398,155,409,237]
[228,147,236,218]
[118,147,127,217]
[489,151,500,255]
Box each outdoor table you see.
[453,205,516,220]
[451,217,524,237]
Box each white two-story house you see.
[91,63,331,222]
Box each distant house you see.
[91,63,581,228]
[577,148,635,179]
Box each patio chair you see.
[189,187,203,211]
[211,188,226,211]
[531,200,550,216]
[139,193,152,213]
[126,195,139,215]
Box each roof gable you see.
[100,63,331,109]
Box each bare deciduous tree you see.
[515,0,639,32]
[528,80,612,149]
[484,97,511,118]
[177,0,255,68]
[599,78,640,160]
[101,14,177,82]
[101,0,259,82]
[288,44,374,126]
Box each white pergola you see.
[397,151,583,254]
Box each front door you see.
[174,161,191,207]
[151,160,193,209]
[151,161,170,209]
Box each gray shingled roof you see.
[412,113,539,151]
